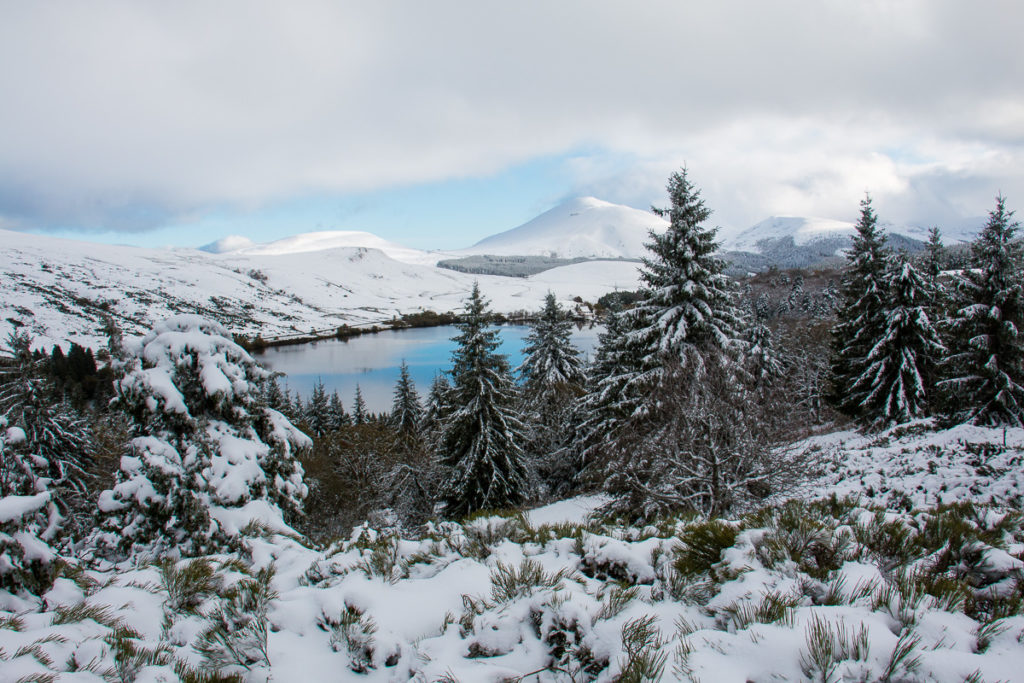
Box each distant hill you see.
[467,197,668,259]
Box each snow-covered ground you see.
[4,423,1024,681]
[0,228,643,351]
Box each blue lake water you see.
[253,324,602,413]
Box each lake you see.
[253,324,602,413]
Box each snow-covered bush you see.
[91,316,309,561]
[0,417,61,594]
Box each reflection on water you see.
[253,324,602,413]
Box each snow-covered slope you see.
[723,215,984,254]
[0,228,642,351]
[724,216,857,253]
[468,197,667,259]
[204,230,441,266]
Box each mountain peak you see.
[468,197,667,259]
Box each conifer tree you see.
[923,226,947,321]
[853,252,944,426]
[390,360,423,436]
[630,167,745,384]
[352,385,368,426]
[829,194,890,418]
[421,373,452,448]
[327,390,349,431]
[519,292,585,402]
[306,379,329,437]
[91,316,309,561]
[437,283,528,516]
[517,293,585,493]
[940,195,1024,425]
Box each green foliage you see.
[195,565,277,674]
[489,559,572,603]
[673,519,739,578]
[617,615,667,683]
[158,558,222,615]
[798,615,870,683]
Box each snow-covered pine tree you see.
[828,194,890,418]
[306,379,329,437]
[328,390,350,431]
[940,196,1024,426]
[437,283,528,516]
[922,226,948,323]
[0,332,94,542]
[91,316,309,561]
[745,321,785,390]
[352,385,368,426]
[518,292,586,402]
[262,376,289,415]
[421,373,452,449]
[629,167,746,386]
[390,361,423,436]
[517,293,585,494]
[852,252,944,427]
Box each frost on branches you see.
[852,253,943,428]
[437,283,528,516]
[92,316,309,561]
[941,195,1024,426]
[0,332,93,594]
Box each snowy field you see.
[4,423,1024,681]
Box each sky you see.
[1,0,1022,250]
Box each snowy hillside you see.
[204,230,442,266]
[0,228,642,351]
[5,423,1024,681]
[468,197,668,259]
[723,215,984,254]
[724,216,858,253]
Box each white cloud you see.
[0,0,1021,232]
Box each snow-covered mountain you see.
[202,230,439,266]
[0,228,642,350]
[467,197,667,259]
[723,215,984,254]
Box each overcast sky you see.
[1,1,1022,249]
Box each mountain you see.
[202,229,438,266]
[467,197,667,259]
[0,228,643,350]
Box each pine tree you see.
[352,385,368,426]
[829,194,890,418]
[852,252,944,427]
[518,292,586,403]
[923,226,947,322]
[327,390,349,431]
[91,316,310,561]
[390,361,423,436]
[437,283,528,516]
[517,293,585,494]
[745,321,785,389]
[940,195,1024,425]
[630,167,746,384]
[421,373,452,448]
[305,379,329,437]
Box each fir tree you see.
[829,194,890,418]
[352,385,368,426]
[436,283,528,516]
[745,321,785,389]
[923,226,947,322]
[852,253,944,427]
[390,361,423,436]
[517,293,585,494]
[421,373,452,448]
[630,167,746,383]
[306,379,330,437]
[940,195,1024,425]
[92,316,309,561]
[518,292,586,403]
[327,390,350,431]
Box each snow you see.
[467,197,668,259]
[724,215,858,251]
[526,494,609,526]
[0,227,643,351]
[0,492,50,523]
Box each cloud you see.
[0,0,1021,233]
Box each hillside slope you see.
[469,197,668,259]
